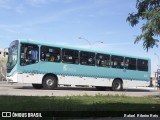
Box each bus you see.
[6,39,151,91]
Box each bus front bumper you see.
[6,73,19,83]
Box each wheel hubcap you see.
[115,82,120,89]
[46,79,53,86]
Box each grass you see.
[0,95,160,119]
[0,95,160,111]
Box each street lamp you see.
[95,41,103,44]
[154,53,160,68]
[78,37,92,49]
[92,41,104,49]
[93,41,104,45]
[78,37,104,49]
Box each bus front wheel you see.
[112,79,123,91]
[42,75,57,90]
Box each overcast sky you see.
[0,0,159,75]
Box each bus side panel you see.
[18,63,41,83]
[58,76,113,87]
[39,62,150,87]
[123,79,149,88]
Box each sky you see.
[0,0,159,75]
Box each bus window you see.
[20,43,39,66]
[125,57,136,70]
[137,59,148,71]
[80,51,95,66]
[62,49,79,64]
[96,53,110,67]
[41,46,61,62]
[111,55,124,69]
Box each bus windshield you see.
[7,40,19,73]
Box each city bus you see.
[6,39,151,91]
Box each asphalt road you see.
[0,81,159,97]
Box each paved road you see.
[0,82,159,97]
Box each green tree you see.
[127,0,160,51]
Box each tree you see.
[127,0,160,51]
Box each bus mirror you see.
[6,63,9,67]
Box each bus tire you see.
[42,75,57,90]
[96,86,107,91]
[32,84,43,89]
[112,79,123,91]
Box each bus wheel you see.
[32,84,43,89]
[42,75,57,90]
[96,86,107,91]
[112,79,123,91]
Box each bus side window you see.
[80,51,95,66]
[41,46,61,62]
[111,55,124,69]
[137,59,148,71]
[62,49,79,64]
[125,57,136,70]
[96,53,110,67]
[20,44,39,66]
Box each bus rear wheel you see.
[112,79,123,91]
[32,84,43,89]
[42,75,57,90]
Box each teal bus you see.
[6,39,151,91]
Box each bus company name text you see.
[2,112,42,118]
